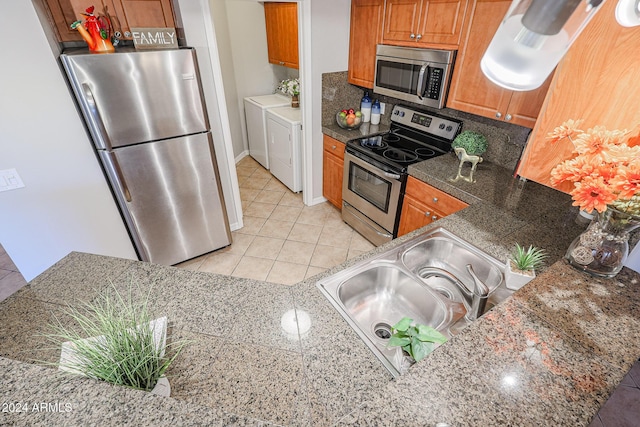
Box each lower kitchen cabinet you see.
[323,135,346,209]
[398,176,468,236]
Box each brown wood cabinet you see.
[323,135,346,209]
[446,0,550,128]
[382,0,469,49]
[517,0,640,192]
[43,0,175,42]
[264,2,299,69]
[348,0,385,89]
[398,176,468,236]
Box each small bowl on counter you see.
[336,111,363,130]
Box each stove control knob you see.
[399,111,405,117]
[446,126,453,132]
[439,123,446,130]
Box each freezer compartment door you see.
[99,132,231,265]
[62,48,208,150]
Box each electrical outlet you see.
[380,102,386,115]
[0,169,25,192]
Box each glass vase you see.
[566,206,640,278]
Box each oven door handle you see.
[416,63,428,101]
[383,171,401,180]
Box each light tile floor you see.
[176,155,375,285]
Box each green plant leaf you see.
[387,335,410,348]
[392,317,413,332]
[416,324,448,344]
[410,338,434,362]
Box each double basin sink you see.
[316,227,512,377]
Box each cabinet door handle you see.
[505,114,512,121]
[416,34,422,40]
[410,33,416,39]
[495,112,502,119]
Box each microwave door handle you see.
[416,64,428,100]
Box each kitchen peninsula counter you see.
[1,155,639,426]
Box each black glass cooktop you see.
[346,105,463,174]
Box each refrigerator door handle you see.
[82,83,113,151]
[106,151,132,202]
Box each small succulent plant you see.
[510,244,547,272]
[452,131,488,156]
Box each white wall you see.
[208,0,247,159]
[224,0,298,157]
[0,1,137,281]
[176,0,243,230]
[307,0,351,203]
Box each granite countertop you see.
[2,155,639,426]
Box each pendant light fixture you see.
[616,0,640,26]
[480,0,606,91]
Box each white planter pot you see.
[504,260,535,291]
[151,376,171,397]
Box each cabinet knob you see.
[332,145,337,150]
[279,61,285,65]
[433,197,438,203]
[410,33,416,39]
[124,31,132,38]
[505,114,512,121]
[424,211,431,217]
[495,112,502,119]
[432,215,438,221]
[416,34,422,40]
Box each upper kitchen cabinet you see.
[264,2,299,69]
[446,0,551,128]
[109,0,176,39]
[43,0,175,42]
[517,0,640,191]
[348,0,384,88]
[382,0,469,49]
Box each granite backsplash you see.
[322,71,532,172]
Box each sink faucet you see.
[464,264,490,321]
[419,264,490,321]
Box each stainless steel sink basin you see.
[316,227,512,377]
[320,261,465,377]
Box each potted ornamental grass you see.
[45,282,188,396]
[505,244,548,290]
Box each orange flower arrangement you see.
[548,120,640,215]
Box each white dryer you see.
[243,94,290,169]
[266,106,302,193]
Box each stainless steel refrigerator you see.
[61,47,231,266]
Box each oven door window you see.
[347,162,391,212]
[375,60,421,95]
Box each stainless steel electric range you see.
[342,104,462,246]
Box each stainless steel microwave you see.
[374,45,456,109]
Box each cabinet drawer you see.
[323,135,345,161]
[405,176,467,215]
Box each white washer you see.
[266,106,302,193]
[243,94,291,169]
